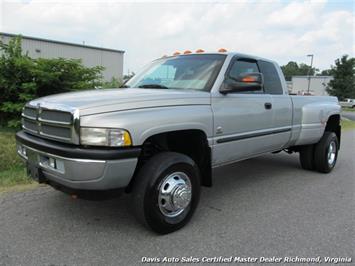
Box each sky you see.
[0,0,354,74]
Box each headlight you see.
[80,128,132,147]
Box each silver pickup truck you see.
[16,52,341,234]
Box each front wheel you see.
[314,131,339,173]
[132,152,200,234]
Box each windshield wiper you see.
[120,84,130,88]
[138,84,169,89]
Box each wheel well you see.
[126,130,212,192]
[325,114,341,145]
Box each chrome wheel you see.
[158,172,192,218]
[327,140,336,166]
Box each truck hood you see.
[29,88,211,116]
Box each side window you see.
[228,60,259,80]
[258,60,283,95]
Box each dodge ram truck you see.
[16,51,341,234]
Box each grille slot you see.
[40,110,72,124]
[22,104,78,144]
[40,124,72,139]
[23,107,37,119]
[22,119,38,133]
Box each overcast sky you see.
[1,0,354,74]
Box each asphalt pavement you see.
[0,131,354,266]
[342,111,355,121]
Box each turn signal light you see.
[173,51,181,56]
[183,50,192,54]
[241,76,257,82]
[196,49,205,53]
[218,48,227,52]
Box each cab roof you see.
[162,51,277,65]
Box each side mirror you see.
[220,72,264,94]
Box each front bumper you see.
[16,131,140,190]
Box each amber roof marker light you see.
[183,50,192,54]
[195,49,205,53]
[218,48,227,52]
[173,51,181,56]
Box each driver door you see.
[211,58,274,166]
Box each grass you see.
[0,128,35,193]
[341,119,355,130]
[0,129,22,171]
[342,107,355,112]
[0,167,37,193]
[0,166,32,186]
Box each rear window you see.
[258,61,283,95]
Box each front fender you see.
[80,106,213,146]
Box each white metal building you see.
[291,76,333,96]
[0,32,124,81]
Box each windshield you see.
[125,54,226,91]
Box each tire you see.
[313,131,339,173]
[132,152,201,234]
[299,145,315,170]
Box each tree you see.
[34,58,103,97]
[326,55,355,100]
[0,36,37,127]
[318,69,333,76]
[100,77,123,88]
[281,61,318,81]
[0,36,104,128]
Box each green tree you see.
[0,35,105,128]
[281,61,318,81]
[34,58,103,96]
[326,55,355,100]
[100,77,123,88]
[318,69,333,76]
[0,36,37,127]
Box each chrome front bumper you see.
[16,131,139,190]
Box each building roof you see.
[0,32,124,54]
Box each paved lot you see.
[342,111,355,121]
[0,131,354,266]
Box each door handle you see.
[264,102,272,110]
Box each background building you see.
[291,76,333,96]
[286,81,293,94]
[0,32,124,81]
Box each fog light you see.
[39,155,64,173]
[49,158,56,168]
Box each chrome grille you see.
[21,103,79,144]
[22,119,37,133]
[40,110,72,124]
[23,107,37,118]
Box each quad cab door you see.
[211,57,292,166]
